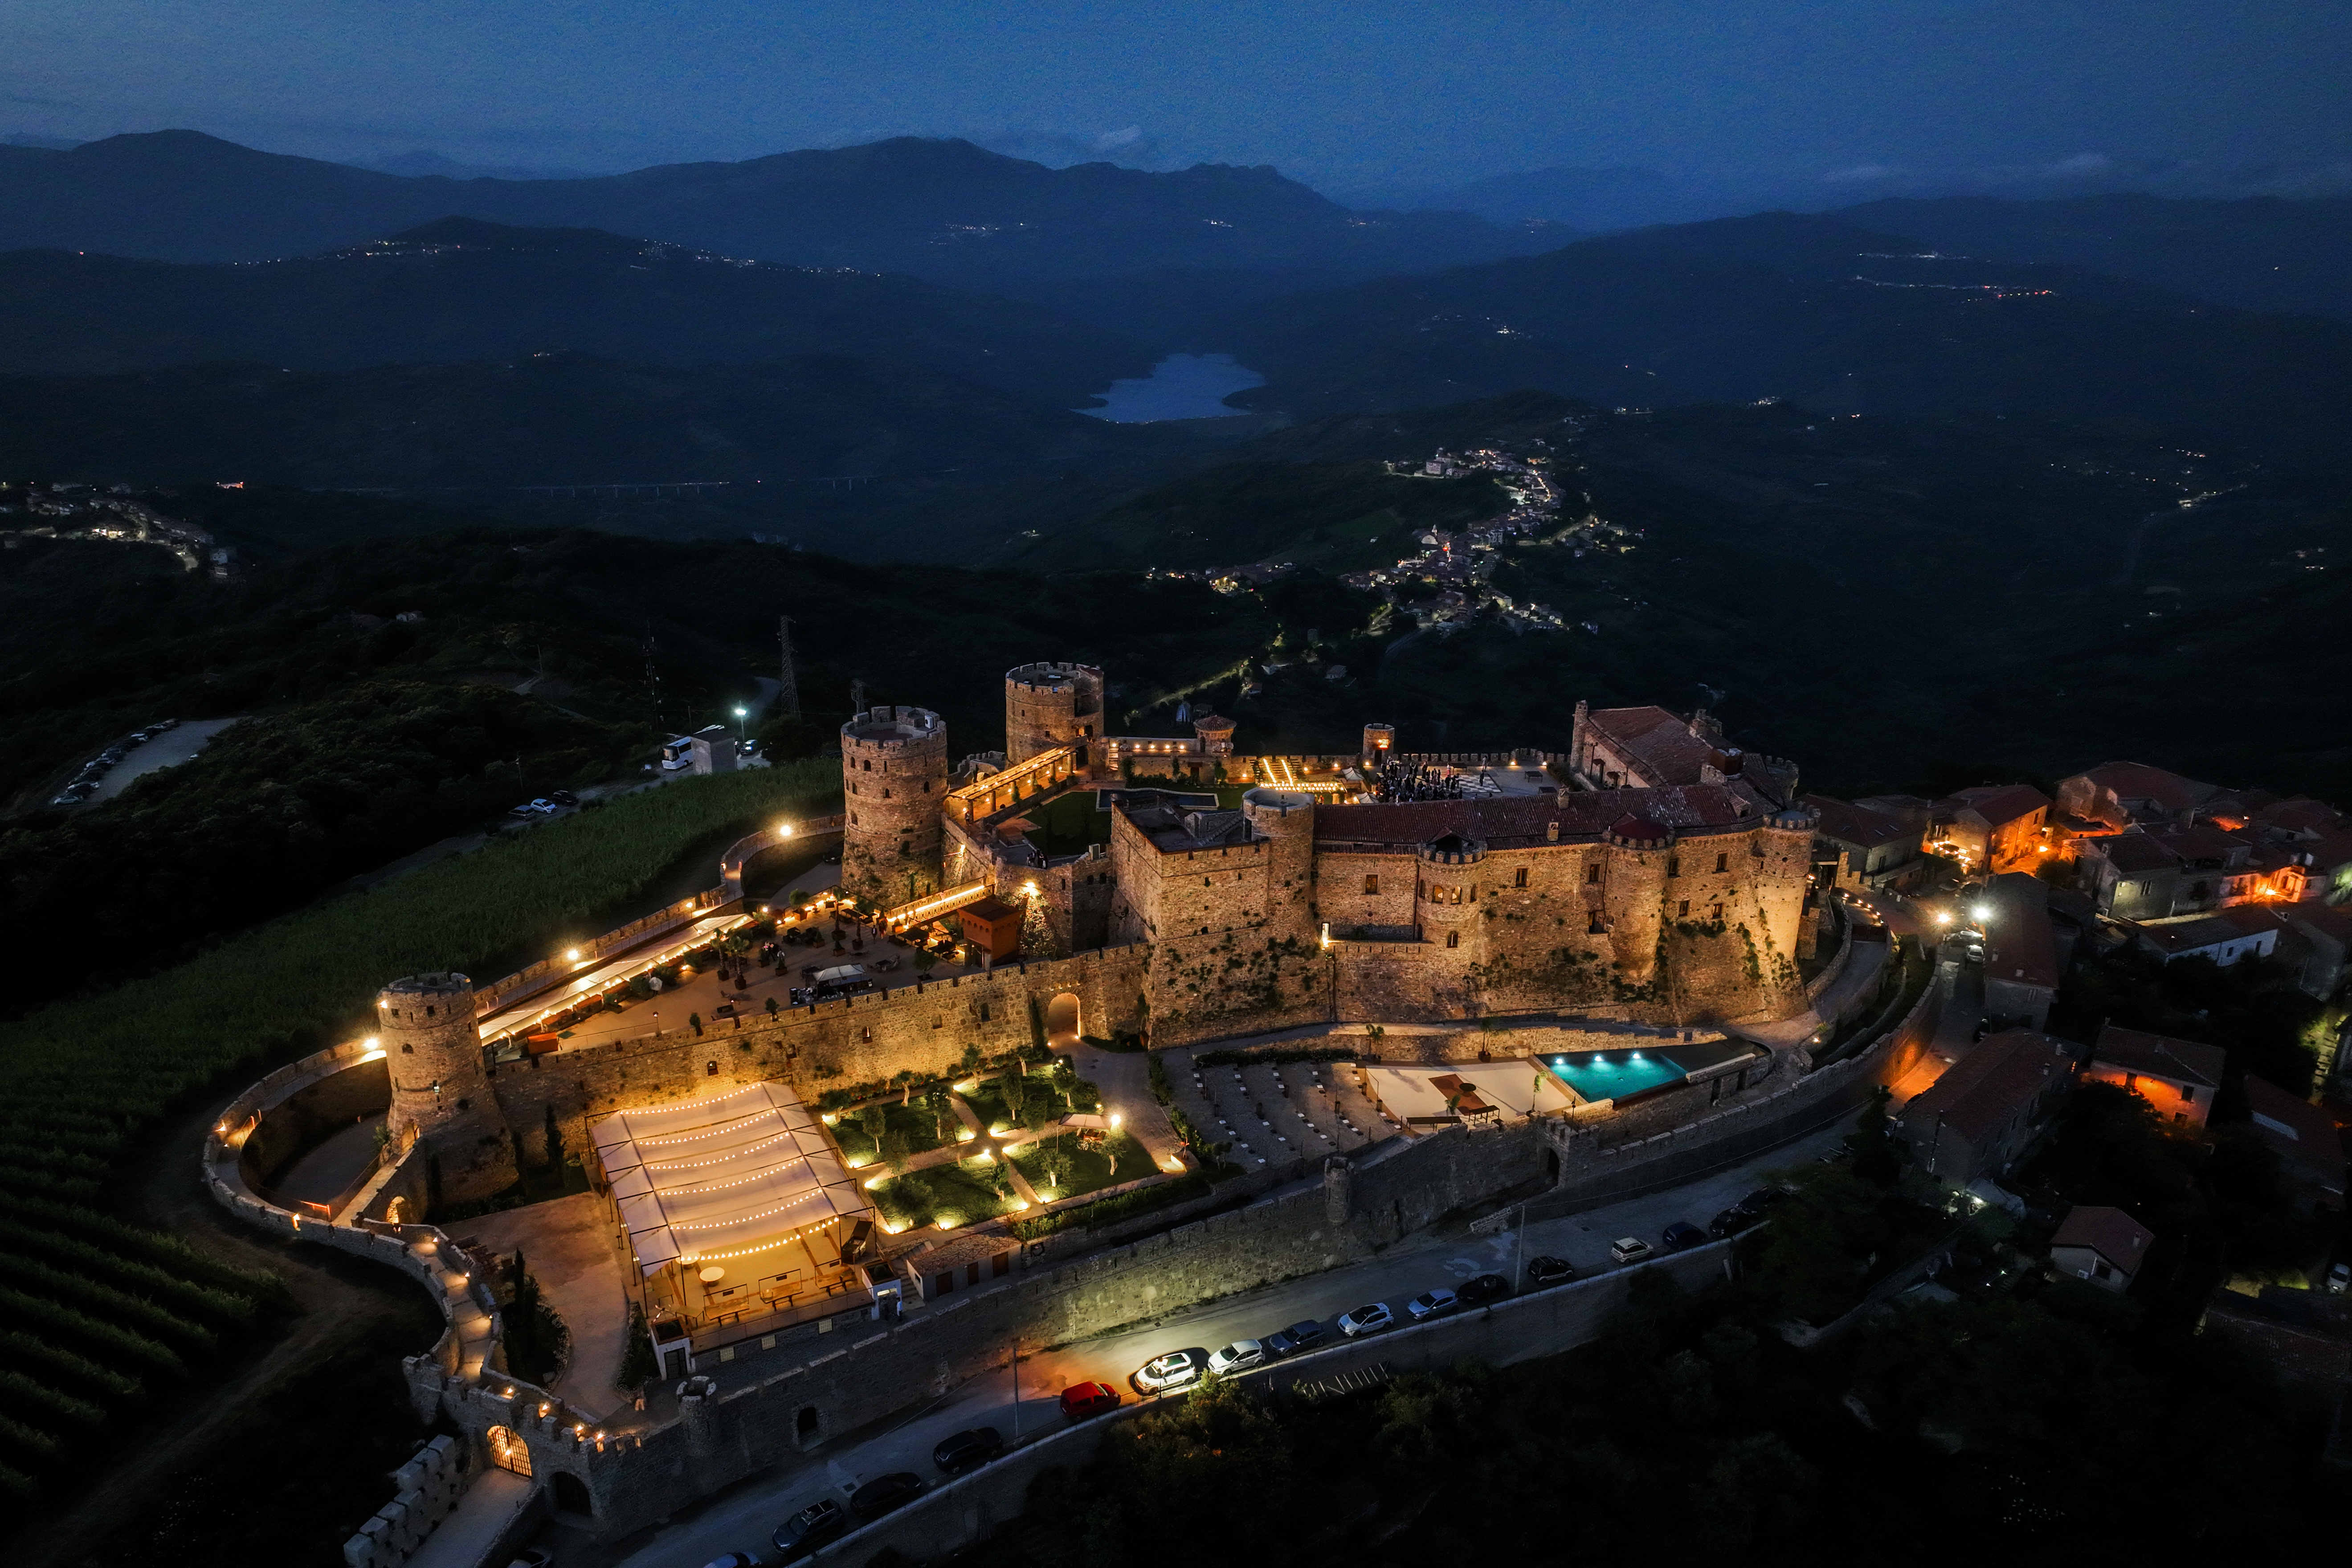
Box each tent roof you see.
[592,1081,868,1278]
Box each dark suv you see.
[849,1471,925,1522]
[932,1426,1004,1474]
[772,1497,847,1560]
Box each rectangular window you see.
[1667,857,1680,877]
[1709,902,1723,923]
[1364,874,1380,895]
[1446,931,1459,948]
[1586,864,1601,884]
[1678,900,1690,917]
[1514,867,1528,888]
[1715,852,1729,873]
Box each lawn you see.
[1009,1128,1151,1202]
[866,1157,1019,1233]
[830,1097,963,1168]
[960,1066,1100,1138]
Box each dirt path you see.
[7,1097,443,1568]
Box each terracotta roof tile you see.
[2050,1205,2156,1271]
[2093,1024,2225,1089]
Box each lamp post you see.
[733,705,749,747]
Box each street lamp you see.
[732,706,749,746]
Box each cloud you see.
[1820,163,1908,185]
[2041,151,2114,179]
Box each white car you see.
[1610,1236,1655,1265]
[1129,1351,1200,1393]
[1206,1339,1264,1375]
[1405,1288,1459,1322]
[1337,1303,1393,1337]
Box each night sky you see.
[5,0,2348,190]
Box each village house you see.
[2243,1076,2348,1216]
[2049,1205,2157,1293]
[2086,1024,2225,1129]
[1926,783,2052,874]
[1896,1029,2081,1189]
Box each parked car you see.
[1459,1273,1511,1305]
[848,1471,925,1522]
[1609,1237,1654,1265]
[1405,1288,1460,1322]
[771,1497,847,1559]
[932,1426,1004,1474]
[1662,1221,1707,1251]
[2330,1262,2351,1296]
[1735,1187,1788,1215]
[1207,1339,1266,1375]
[1337,1303,1394,1337]
[1525,1255,1576,1286]
[1131,1351,1200,1393]
[1059,1381,1121,1419]
[1262,1319,1326,1357]
[547,789,580,807]
[1708,1207,1760,1240]
[699,1554,760,1568]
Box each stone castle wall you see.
[840,706,948,904]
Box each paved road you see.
[596,1119,1845,1568]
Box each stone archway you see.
[486,1425,532,1476]
[1044,992,1080,1050]
[551,1470,594,1518]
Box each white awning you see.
[592,1080,868,1278]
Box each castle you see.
[835,664,1819,1044]
[208,663,1862,1563]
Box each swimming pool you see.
[1543,1050,1686,1103]
[1542,1040,1760,1106]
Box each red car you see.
[1058,1381,1121,1420]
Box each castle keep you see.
[899,666,1817,1036]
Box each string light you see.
[652,1158,820,1204]
[643,1127,800,1171]
[669,1191,833,1232]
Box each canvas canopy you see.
[592,1080,868,1279]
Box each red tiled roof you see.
[2243,1076,2347,1175]
[1584,706,1723,785]
[2050,1205,2156,1271]
[1898,1029,2076,1144]
[2074,761,2221,816]
[1312,785,1756,849]
[2093,1024,2225,1090]
[1944,783,2051,829]
[2092,834,2183,875]
[2148,821,2251,862]
[1982,873,2059,991]
[2286,905,2352,947]
[1804,794,1917,851]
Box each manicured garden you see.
[1007,1127,1150,1201]
[866,1157,1020,1233]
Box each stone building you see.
[840,705,949,903]
[379,972,516,1205]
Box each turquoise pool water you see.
[1544,1051,1686,1102]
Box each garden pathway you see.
[948,1092,1043,1205]
[1065,1040,1187,1170]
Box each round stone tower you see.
[841,705,949,906]
[1361,723,1396,764]
[1004,662,1104,768]
[378,972,515,1205]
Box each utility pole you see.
[776,615,801,721]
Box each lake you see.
[1076,352,1265,422]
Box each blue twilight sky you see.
[4,0,2348,191]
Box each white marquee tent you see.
[592,1081,869,1279]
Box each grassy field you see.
[0,758,839,1504]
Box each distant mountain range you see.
[0,216,1154,400]
[1213,212,2352,469]
[0,130,1547,284]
